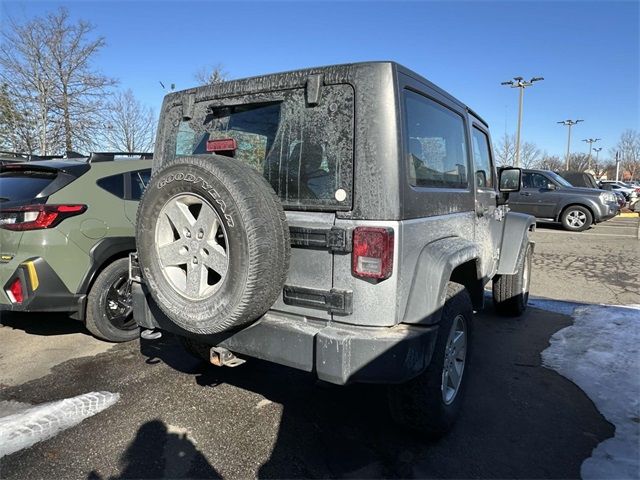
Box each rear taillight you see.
[7,278,23,303]
[352,227,394,280]
[0,204,86,231]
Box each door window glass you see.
[471,127,494,189]
[404,91,469,189]
[522,172,550,189]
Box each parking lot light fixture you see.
[557,119,584,170]
[593,147,603,165]
[501,76,544,167]
[582,138,601,171]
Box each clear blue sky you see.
[2,1,638,159]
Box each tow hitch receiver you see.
[210,347,246,367]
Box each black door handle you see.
[520,192,532,196]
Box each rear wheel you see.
[388,282,473,437]
[561,205,592,231]
[85,258,138,342]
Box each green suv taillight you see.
[0,204,87,231]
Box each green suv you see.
[0,153,151,342]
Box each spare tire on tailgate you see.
[136,155,290,335]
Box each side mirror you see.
[499,167,522,193]
[546,183,557,190]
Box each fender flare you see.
[402,236,482,326]
[76,236,136,294]
[496,211,535,275]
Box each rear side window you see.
[0,170,57,203]
[165,84,355,210]
[97,174,125,198]
[404,91,469,189]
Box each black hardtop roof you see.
[164,61,482,124]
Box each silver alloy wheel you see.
[442,314,467,405]
[566,209,587,228]
[155,193,229,300]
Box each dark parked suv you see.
[509,169,619,231]
[131,62,534,436]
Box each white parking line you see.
[535,230,637,238]
[595,224,637,228]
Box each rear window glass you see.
[163,84,354,210]
[0,170,57,203]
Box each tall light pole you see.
[501,76,544,167]
[582,138,601,171]
[558,119,584,170]
[593,147,602,175]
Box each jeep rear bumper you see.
[133,283,438,385]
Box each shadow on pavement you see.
[139,305,614,479]
[0,311,88,336]
[87,419,221,480]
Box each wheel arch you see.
[558,202,595,223]
[402,237,483,326]
[76,237,136,296]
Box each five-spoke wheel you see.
[155,193,229,300]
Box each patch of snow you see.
[0,391,120,458]
[0,400,31,418]
[542,304,640,479]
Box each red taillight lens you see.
[0,204,87,231]
[352,227,394,280]
[8,278,23,303]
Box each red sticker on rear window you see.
[206,138,237,152]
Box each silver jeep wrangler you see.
[131,62,534,436]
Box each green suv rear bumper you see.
[0,257,86,319]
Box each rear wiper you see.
[0,197,10,202]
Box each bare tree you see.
[591,157,612,180]
[613,129,640,180]
[0,16,59,154]
[495,133,515,167]
[0,83,22,151]
[45,9,116,152]
[193,64,228,85]
[520,141,541,168]
[567,153,590,172]
[537,154,564,171]
[0,8,115,155]
[102,89,156,152]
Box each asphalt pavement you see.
[530,215,640,305]
[0,307,613,479]
[1,215,638,479]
